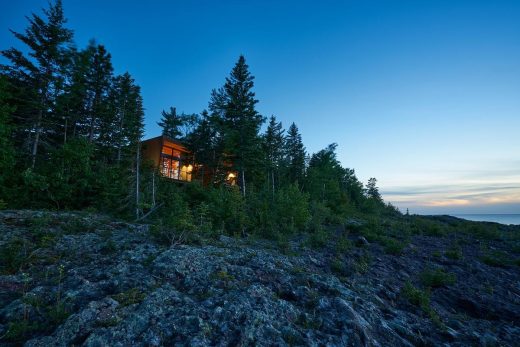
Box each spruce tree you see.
[366,177,382,201]
[84,42,113,143]
[209,55,264,195]
[109,72,145,163]
[158,107,185,139]
[285,122,306,186]
[263,115,285,193]
[1,0,73,167]
[0,76,15,200]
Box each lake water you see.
[450,214,520,225]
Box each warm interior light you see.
[227,173,235,178]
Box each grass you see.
[381,237,406,255]
[401,281,444,328]
[330,257,347,276]
[419,267,456,288]
[445,245,462,260]
[353,252,371,274]
[112,288,146,306]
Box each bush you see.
[381,237,406,255]
[481,250,511,267]
[445,245,462,260]
[402,281,430,308]
[419,267,456,288]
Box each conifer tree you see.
[0,76,15,198]
[185,110,219,182]
[1,0,73,167]
[285,122,306,186]
[263,115,285,193]
[209,55,264,195]
[366,177,382,201]
[158,107,185,139]
[84,42,113,143]
[109,72,145,163]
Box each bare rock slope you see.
[0,211,519,346]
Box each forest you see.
[0,0,400,243]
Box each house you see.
[141,134,237,185]
[141,135,194,182]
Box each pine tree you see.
[1,0,73,167]
[84,42,113,143]
[263,115,285,193]
[158,107,185,139]
[185,110,219,183]
[366,177,382,201]
[285,122,306,186]
[209,55,264,195]
[0,76,16,200]
[109,72,145,163]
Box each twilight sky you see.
[2,0,519,214]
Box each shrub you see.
[353,252,371,274]
[330,257,347,276]
[467,224,501,240]
[419,267,456,288]
[307,228,328,249]
[481,250,511,267]
[402,281,430,308]
[0,238,33,274]
[445,245,462,260]
[335,235,353,254]
[381,237,406,255]
[113,288,146,306]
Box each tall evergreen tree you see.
[158,107,185,139]
[209,55,264,195]
[285,122,306,186]
[108,72,145,163]
[84,42,113,143]
[185,110,219,182]
[1,0,73,167]
[0,76,16,200]
[366,177,382,201]
[263,115,285,193]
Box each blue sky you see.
[2,0,519,214]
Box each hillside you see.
[1,210,519,346]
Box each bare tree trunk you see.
[241,169,246,197]
[117,101,125,164]
[135,141,141,220]
[152,171,156,207]
[63,117,68,145]
[271,170,275,200]
[31,108,43,169]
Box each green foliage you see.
[0,237,32,274]
[330,257,348,276]
[3,320,42,343]
[353,251,372,274]
[412,218,446,237]
[402,281,430,308]
[381,237,406,255]
[466,223,501,240]
[419,267,456,288]
[208,186,248,236]
[113,288,146,306]
[445,245,462,260]
[335,235,353,254]
[481,250,512,267]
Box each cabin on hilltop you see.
[141,135,237,186]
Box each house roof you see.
[142,134,191,153]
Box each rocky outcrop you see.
[0,211,519,346]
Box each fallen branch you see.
[135,202,164,222]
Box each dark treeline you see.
[0,1,399,241]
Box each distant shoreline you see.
[448,214,520,225]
